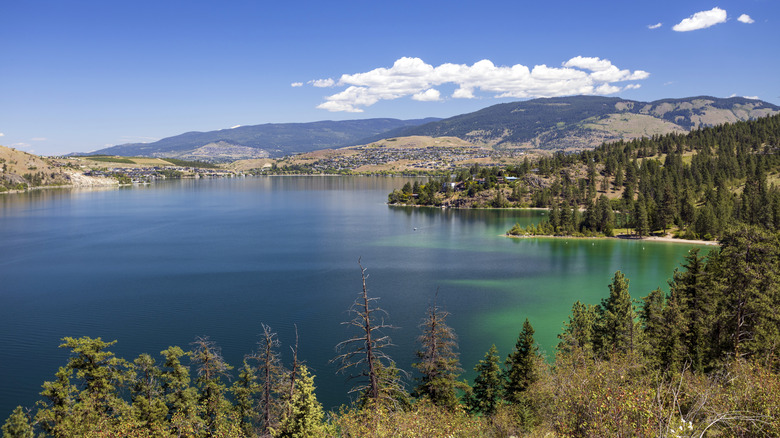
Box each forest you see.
[3,227,779,437]
[389,113,780,241]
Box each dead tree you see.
[247,324,284,435]
[331,259,406,408]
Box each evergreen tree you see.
[711,226,780,364]
[557,301,597,358]
[634,194,650,237]
[467,345,503,416]
[59,336,130,417]
[639,289,665,367]
[190,336,233,436]
[130,353,168,430]
[274,366,326,438]
[659,283,687,372]
[231,360,260,437]
[412,295,466,409]
[47,337,131,435]
[596,194,614,235]
[2,407,34,438]
[35,367,76,436]
[668,249,712,372]
[159,346,198,422]
[594,271,637,357]
[504,319,540,404]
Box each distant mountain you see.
[88,96,780,161]
[371,96,780,150]
[89,118,440,161]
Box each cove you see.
[0,176,709,415]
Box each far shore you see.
[506,232,718,246]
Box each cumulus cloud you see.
[0,132,4,137]
[737,14,755,24]
[412,89,441,102]
[648,23,662,29]
[290,82,303,87]
[312,56,649,112]
[673,7,727,32]
[309,78,335,88]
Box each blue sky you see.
[1,0,778,155]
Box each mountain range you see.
[88,96,779,161]
[90,118,440,161]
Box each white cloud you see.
[452,87,475,99]
[12,142,31,149]
[737,14,755,24]
[230,125,242,129]
[312,56,649,112]
[309,78,335,88]
[31,137,46,141]
[0,132,4,137]
[290,82,303,87]
[412,88,441,102]
[648,23,662,29]
[673,7,727,32]
[729,94,760,100]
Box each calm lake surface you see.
[0,176,709,416]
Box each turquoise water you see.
[0,177,708,415]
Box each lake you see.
[0,176,709,416]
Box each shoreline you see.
[506,232,718,246]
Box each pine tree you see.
[711,226,780,363]
[660,284,687,372]
[231,360,260,436]
[412,295,466,409]
[159,346,198,422]
[594,271,637,357]
[504,319,540,404]
[467,345,503,416]
[35,366,76,436]
[190,336,233,436]
[634,194,650,237]
[130,353,168,430]
[557,301,597,358]
[639,289,665,367]
[49,337,131,434]
[668,248,712,372]
[274,365,326,438]
[2,406,34,438]
[59,337,130,416]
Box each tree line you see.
[4,228,780,437]
[392,113,780,240]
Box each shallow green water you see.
[0,176,709,415]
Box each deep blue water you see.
[0,176,707,417]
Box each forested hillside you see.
[390,113,780,241]
[3,230,779,437]
[374,96,779,149]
